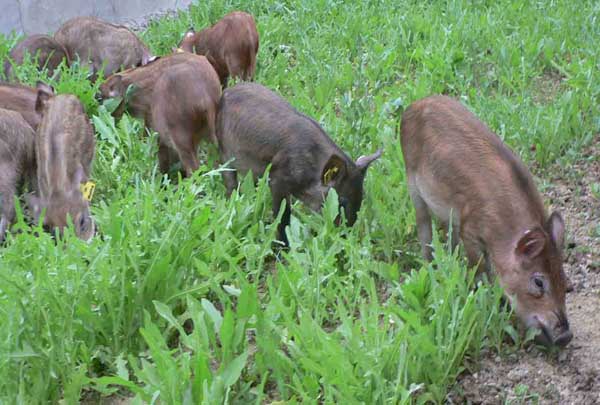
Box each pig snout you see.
[76,212,95,242]
[530,312,572,348]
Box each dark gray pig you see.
[216,83,381,245]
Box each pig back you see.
[0,84,40,130]
[54,16,149,77]
[401,95,545,225]
[181,11,258,84]
[217,83,340,176]
[36,94,95,196]
[4,35,68,79]
[0,108,36,182]
[152,56,221,120]
[112,53,213,121]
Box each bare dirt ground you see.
[451,139,600,404]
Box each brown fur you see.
[99,53,221,176]
[99,53,200,123]
[400,95,571,347]
[0,108,36,242]
[216,83,381,246]
[29,83,95,241]
[0,83,41,130]
[54,16,153,80]
[179,11,259,86]
[3,34,69,80]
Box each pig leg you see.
[269,167,292,246]
[225,54,245,83]
[158,139,171,174]
[245,46,257,81]
[222,169,238,197]
[204,109,218,145]
[462,237,489,277]
[0,170,17,243]
[271,186,291,246]
[410,188,433,261]
[169,130,200,177]
[0,192,12,242]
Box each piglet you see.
[99,53,221,176]
[400,95,571,347]
[54,16,153,80]
[29,83,95,241]
[216,83,381,246]
[179,11,259,87]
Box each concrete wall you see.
[0,0,193,35]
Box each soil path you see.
[453,140,600,404]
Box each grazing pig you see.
[179,11,259,86]
[400,95,571,347]
[0,83,42,130]
[99,53,198,122]
[0,108,36,242]
[28,83,95,240]
[216,83,382,246]
[99,53,221,176]
[54,16,153,80]
[3,34,69,80]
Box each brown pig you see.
[179,11,259,86]
[99,53,201,122]
[0,108,36,242]
[28,83,95,241]
[99,53,221,176]
[216,83,382,246]
[54,16,153,80]
[3,34,69,80]
[400,95,571,347]
[0,83,42,130]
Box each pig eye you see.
[529,273,546,298]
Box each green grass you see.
[0,0,598,403]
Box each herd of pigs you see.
[0,11,573,349]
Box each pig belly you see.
[415,174,461,229]
[228,150,267,181]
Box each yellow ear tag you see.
[80,181,96,202]
[323,166,339,185]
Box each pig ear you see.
[355,148,383,173]
[546,211,565,251]
[321,154,347,186]
[516,227,547,260]
[35,81,54,114]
